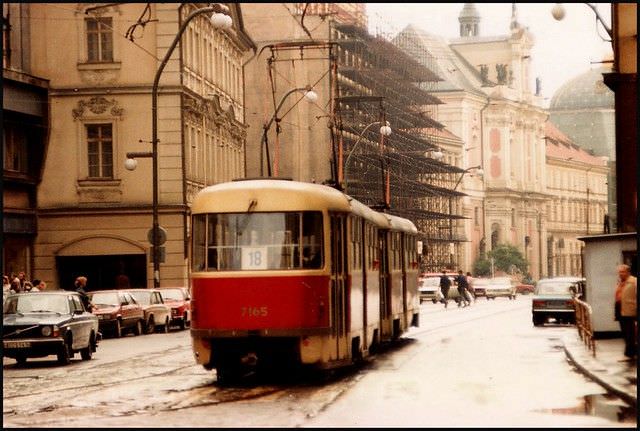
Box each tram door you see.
[400,234,408,329]
[330,214,348,359]
[378,230,391,338]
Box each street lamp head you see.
[379,124,392,136]
[551,3,566,21]
[303,89,318,103]
[210,11,232,29]
[124,158,138,171]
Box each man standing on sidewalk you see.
[615,264,637,361]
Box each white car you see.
[485,277,516,300]
[418,277,440,303]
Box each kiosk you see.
[578,232,637,338]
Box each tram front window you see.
[192,212,323,271]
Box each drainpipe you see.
[479,96,490,252]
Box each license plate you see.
[4,341,31,348]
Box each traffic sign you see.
[147,226,167,245]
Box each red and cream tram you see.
[189,179,419,381]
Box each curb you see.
[562,339,637,408]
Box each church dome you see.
[548,66,615,160]
[549,67,614,111]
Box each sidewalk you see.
[563,332,637,407]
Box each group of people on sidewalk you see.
[438,269,473,308]
[3,272,47,303]
[3,272,93,312]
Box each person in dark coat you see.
[74,276,93,311]
[456,270,471,307]
[439,270,451,308]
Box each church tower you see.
[459,3,480,37]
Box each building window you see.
[474,207,479,226]
[86,124,113,178]
[86,17,113,62]
[3,122,28,174]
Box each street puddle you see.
[533,393,636,423]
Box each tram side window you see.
[302,212,323,269]
[350,216,362,271]
[192,214,206,271]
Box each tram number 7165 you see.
[241,306,268,317]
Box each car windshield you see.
[160,289,183,301]
[90,292,119,307]
[537,282,574,295]
[192,211,323,271]
[128,291,150,305]
[3,294,69,314]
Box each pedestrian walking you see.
[466,271,476,302]
[10,277,22,293]
[439,270,451,308]
[456,270,471,307]
[614,264,637,361]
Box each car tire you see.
[160,317,169,333]
[133,320,143,336]
[81,333,94,360]
[16,355,27,366]
[179,318,186,331]
[57,337,72,365]
[533,316,544,326]
[184,312,190,328]
[114,319,122,338]
[432,299,437,304]
[146,316,155,334]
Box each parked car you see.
[515,282,535,295]
[88,290,145,338]
[469,278,488,298]
[123,289,171,334]
[159,288,191,330]
[418,277,440,303]
[531,277,585,326]
[2,292,100,365]
[485,277,516,300]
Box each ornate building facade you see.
[12,3,253,289]
[545,121,609,277]
[394,5,549,278]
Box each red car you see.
[159,288,191,330]
[516,283,535,295]
[88,290,145,338]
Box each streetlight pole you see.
[261,86,318,177]
[126,4,232,289]
[585,165,593,234]
[342,120,392,192]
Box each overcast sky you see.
[366,3,613,106]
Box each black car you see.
[2,292,100,365]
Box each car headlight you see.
[41,326,52,336]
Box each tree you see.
[472,243,529,277]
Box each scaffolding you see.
[256,16,468,272]
[332,23,466,272]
